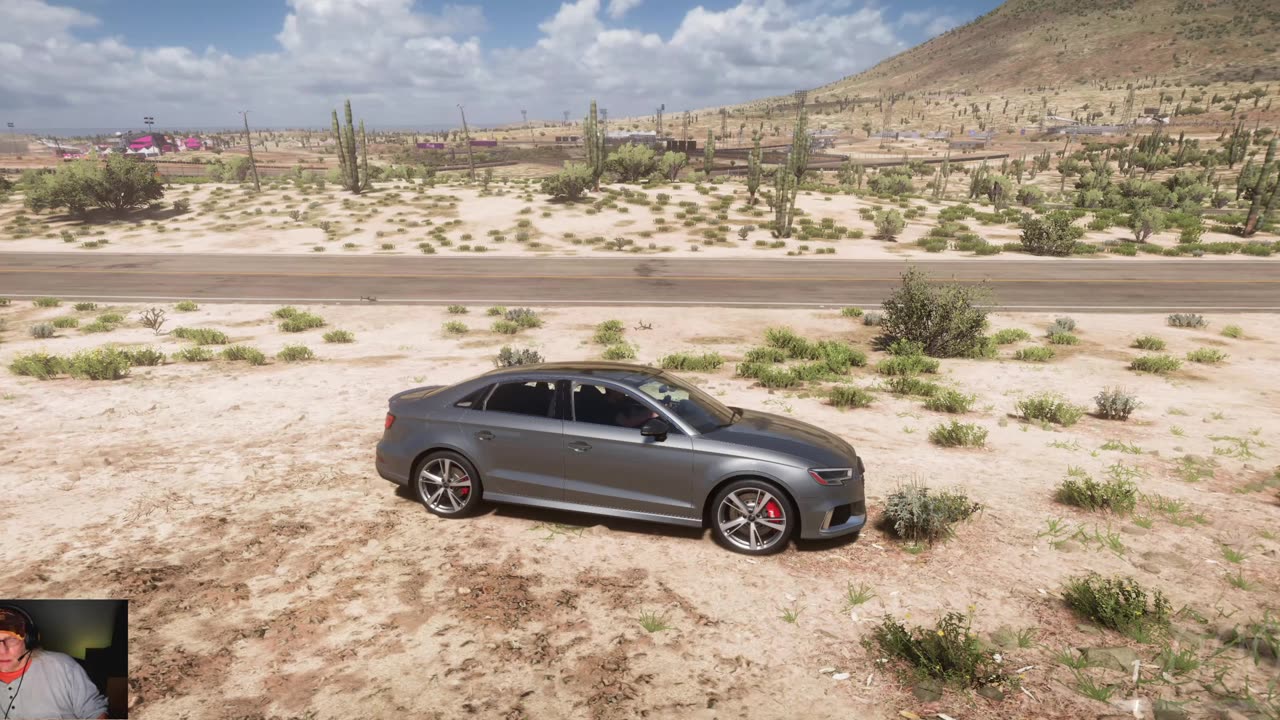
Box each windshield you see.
[624,372,735,433]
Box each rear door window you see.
[483,381,557,418]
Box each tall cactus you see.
[1243,136,1277,236]
[330,99,364,194]
[331,110,348,189]
[703,129,715,179]
[771,111,808,238]
[746,133,763,204]
[359,120,370,191]
[584,100,605,191]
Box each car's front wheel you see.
[710,479,795,555]
[413,451,483,518]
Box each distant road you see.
[1,253,1278,311]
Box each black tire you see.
[412,451,484,518]
[709,479,796,555]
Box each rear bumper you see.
[375,443,410,486]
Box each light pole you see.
[457,104,476,181]
[4,122,13,155]
[522,109,534,144]
[144,116,155,139]
[239,111,261,193]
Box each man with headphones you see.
[0,606,108,719]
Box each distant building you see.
[1046,125,1127,136]
[126,134,176,153]
[949,138,989,150]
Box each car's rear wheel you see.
[413,451,483,518]
[710,479,795,555]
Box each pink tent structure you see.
[184,137,202,150]
[128,135,177,153]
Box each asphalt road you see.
[1,252,1278,311]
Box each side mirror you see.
[639,418,670,441]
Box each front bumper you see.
[797,470,866,539]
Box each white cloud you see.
[606,0,643,19]
[0,0,920,129]
[924,15,959,37]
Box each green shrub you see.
[71,302,95,311]
[1016,392,1085,426]
[764,326,818,359]
[121,347,165,366]
[504,308,542,329]
[1186,348,1226,364]
[220,345,267,365]
[279,313,325,332]
[863,312,883,326]
[1047,316,1076,334]
[1062,574,1171,637]
[925,389,976,414]
[174,300,199,312]
[879,267,990,358]
[491,319,520,334]
[494,346,545,367]
[276,344,315,362]
[33,297,61,308]
[174,346,214,362]
[1057,468,1138,514]
[1094,387,1140,420]
[883,483,982,542]
[871,612,1010,690]
[1167,313,1207,328]
[885,376,941,397]
[877,355,940,376]
[929,421,988,448]
[816,341,867,372]
[447,305,468,314]
[1220,324,1243,339]
[171,327,229,345]
[1014,346,1055,362]
[29,323,55,339]
[1130,355,1181,374]
[272,306,300,319]
[96,312,124,324]
[65,348,132,380]
[659,352,724,371]
[1019,210,1083,256]
[486,306,507,316]
[602,343,636,360]
[754,366,801,389]
[828,386,874,409]
[886,338,925,357]
[78,320,114,334]
[743,347,786,364]
[1047,332,1080,346]
[443,321,468,335]
[841,307,864,318]
[1131,336,1166,351]
[9,352,65,379]
[51,317,79,329]
[992,328,1030,344]
[323,329,355,343]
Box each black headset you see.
[0,605,39,651]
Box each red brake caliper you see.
[457,475,470,497]
[763,500,782,519]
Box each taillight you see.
[385,413,396,430]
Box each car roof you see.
[478,361,665,384]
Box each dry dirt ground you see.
[0,300,1277,719]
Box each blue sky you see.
[5,0,1000,129]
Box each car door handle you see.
[475,431,494,441]
[567,441,592,453]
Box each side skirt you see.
[483,492,703,529]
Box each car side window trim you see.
[568,379,685,433]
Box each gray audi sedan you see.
[375,361,866,555]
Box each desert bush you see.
[171,327,229,345]
[272,306,299,319]
[992,328,1030,344]
[51,317,79,329]
[1167,313,1207,328]
[876,355,940,376]
[1019,211,1083,256]
[491,319,520,334]
[929,421,988,448]
[1220,324,1243,339]
[1017,392,1085,426]
[33,297,61,307]
[72,302,96,311]
[1130,355,1181,374]
[593,320,626,345]
[1057,468,1137,514]
[1131,336,1166,350]
[752,366,801,389]
[65,347,132,380]
[925,389,976,414]
[872,612,1009,690]
[9,352,65,379]
[874,209,906,240]
[174,346,214,362]
[1014,346,1055,362]
[121,346,165,366]
[1186,348,1226,364]
[24,155,163,215]
[863,312,883,326]
[1094,388,1140,420]
[220,345,267,365]
[486,306,507,316]
[743,347,786,364]
[541,162,593,200]
[276,345,315,362]
[447,305,468,314]
[828,385,874,409]
[764,326,817,359]
[505,308,542,329]
[879,267,989,358]
[883,483,982,542]
[494,346,544,367]
[886,338,925,357]
[279,313,325,332]
[29,323,55,339]
[602,343,636,360]
[841,307,864,318]
[96,312,124,324]
[443,321,468,335]
[659,352,724,372]
[323,329,355,343]
[1047,316,1076,334]
[1062,573,1171,637]
[79,320,115,334]
[1047,332,1080,345]
[885,376,941,397]
[138,307,166,334]
[174,300,198,312]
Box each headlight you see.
[809,468,853,486]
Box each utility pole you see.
[682,110,690,142]
[656,104,664,139]
[239,111,261,192]
[457,104,476,181]
[521,109,534,144]
[563,110,570,126]
[4,122,12,154]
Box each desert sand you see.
[1,299,1276,719]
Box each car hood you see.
[700,408,857,468]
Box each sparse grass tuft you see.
[636,610,671,633]
[174,346,214,362]
[828,385,874,409]
[72,302,96,311]
[491,319,520,334]
[743,347,787,364]
[276,344,315,362]
[323,329,355,343]
[1130,355,1181,374]
[447,305,468,314]
[51,317,79,329]
[174,300,199,312]
[924,389,976,414]
[120,347,165,366]
[279,312,325,332]
[171,327,230,345]
[1013,346,1055,362]
[992,328,1031,344]
[1057,467,1138,514]
[871,611,1010,690]
[486,306,507,316]
[1048,332,1080,345]
[443,321,468,335]
[876,355,940,376]
[1186,348,1227,364]
[844,582,876,608]
[220,345,267,365]
[1017,392,1086,426]
[1062,573,1171,637]
[659,352,724,372]
[929,421,988,448]
[1220,324,1243,339]
[885,376,942,397]
[841,307,864,318]
[1131,335,1166,351]
[33,297,61,308]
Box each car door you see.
[455,379,565,501]
[562,380,698,519]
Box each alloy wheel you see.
[717,487,788,552]
[418,457,473,513]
